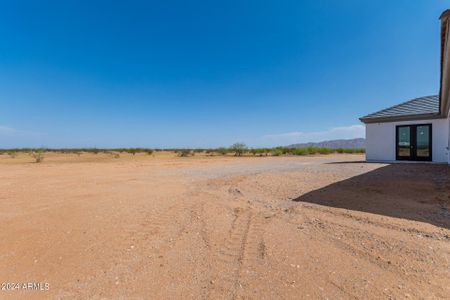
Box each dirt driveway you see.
[0,153,449,299]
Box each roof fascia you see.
[360,113,444,124]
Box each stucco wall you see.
[365,118,449,163]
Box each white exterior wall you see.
[365,118,450,163]
[446,107,450,164]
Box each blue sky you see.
[0,0,447,148]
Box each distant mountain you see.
[288,138,365,149]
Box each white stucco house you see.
[360,10,450,164]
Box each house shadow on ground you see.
[293,163,450,230]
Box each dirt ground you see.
[0,153,449,299]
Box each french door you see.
[396,124,432,161]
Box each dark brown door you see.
[396,124,432,161]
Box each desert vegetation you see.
[229,142,247,156]
[30,148,45,163]
[177,149,193,157]
[0,145,365,160]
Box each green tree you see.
[230,143,247,156]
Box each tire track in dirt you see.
[207,208,266,300]
[198,201,211,250]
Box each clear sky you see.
[0,0,448,148]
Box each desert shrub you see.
[291,147,332,155]
[215,147,228,155]
[318,148,332,154]
[332,148,363,154]
[127,148,138,155]
[177,149,192,157]
[270,147,283,155]
[341,148,365,154]
[306,147,319,154]
[254,148,266,156]
[289,147,365,155]
[113,153,120,159]
[343,148,353,153]
[280,147,294,155]
[234,147,269,156]
[230,143,247,156]
[146,149,154,155]
[292,148,308,155]
[271,149,283,156]
[8,151,17,158]
[31,149,44,163]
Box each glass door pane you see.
[416,125,430,158]
[397,126,411,158]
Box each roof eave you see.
[360,113,443,124]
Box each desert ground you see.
[0,152,449,299]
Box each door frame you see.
[395,123,432,161]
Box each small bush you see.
[127,148,138,156]
[215,147,228,156]
[249,149,258,156]
[177,149,192,157]
[253,148,267,156]
[292,148,308,155]
[31,150,44,163]
[318,148,332,154]
[271,149,283,156]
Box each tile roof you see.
[360,95,440,123]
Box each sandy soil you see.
[0,153,449,299]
